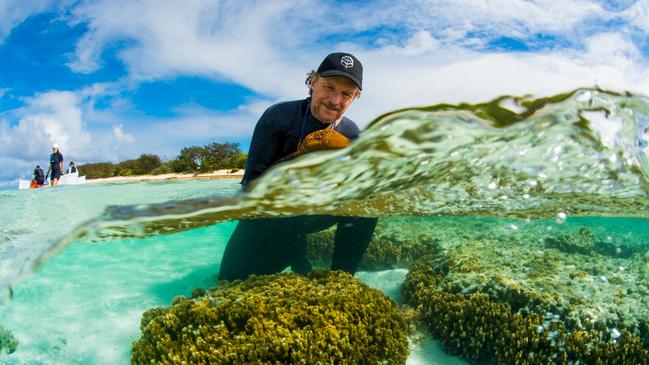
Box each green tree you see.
[134,154,162,175]
[78,162,116,179]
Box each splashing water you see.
[1,88,648,300]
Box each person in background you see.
[218,52,377,281]
[68,161,77,174]
[46,143,64,187]
[30,165,45,188]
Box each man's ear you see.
[310,74,318,88]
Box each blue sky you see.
[1,0,649,188]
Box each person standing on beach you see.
[46,143,64,187]
[218,52,377,281]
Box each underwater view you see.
[1,88,649,364]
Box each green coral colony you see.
[132,270,409,364]
[133,218,649,364]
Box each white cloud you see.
[4,0,649,186]
[0,0,79,43]
[57,0,632,113]
[112,124,135,143]
[415,0,607,35]
[343,29,649,124]
[624,0,649,32]
[67,0,305,98]
[0,0,51,42]
[0,89,138,182]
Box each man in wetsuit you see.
[46,143,64,187]
[31,165,45,186]
[218,52,377,281]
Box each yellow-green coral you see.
[307,228,440,270]
[0,324,18,355]
[544,226,595,255]
[132,270,409,364]
[402,259,649,365]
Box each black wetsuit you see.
[33,167,45,185]
[218,98,378,281]
[241,98,360,186]
[50,152,64,180]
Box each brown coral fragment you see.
[132,270,409,364]
[295,129,350,157]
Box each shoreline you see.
[85,169,244,184]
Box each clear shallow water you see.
[1,88,649,364]
[0,222,235,364]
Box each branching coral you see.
[402,259,649,365]
[132,270,409,364]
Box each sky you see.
[1,0,649,188]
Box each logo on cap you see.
[340,55,354,68]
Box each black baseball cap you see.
[316,52,363,90]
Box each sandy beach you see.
[85,169,244,184]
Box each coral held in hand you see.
[295,129,350,156]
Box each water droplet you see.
[600,275,608,282]
[619,266,625,272]
[488,182,497,190]
[615,247,622,255]
[556,212,567,224]
[523,194,530,199]
[611,328,621,339]
[420,160,430,165]
[607,236,613,242]
[509,224,518,231]
[577,90,592,102]
[528,180,538,187]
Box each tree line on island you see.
[78,142,248,179]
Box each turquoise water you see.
[0,181,464,364]
[0,181,242,363]
[2,88,649,364]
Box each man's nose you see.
[328,92,342,105]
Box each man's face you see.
[310,75,359,124]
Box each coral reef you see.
[0,324,18,354]
[402,258,649,364]
[132,270,408,364]
[545,226,647,258]
[545,226,596,255]
[307,227,440,270]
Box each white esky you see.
[1,0,649,187]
